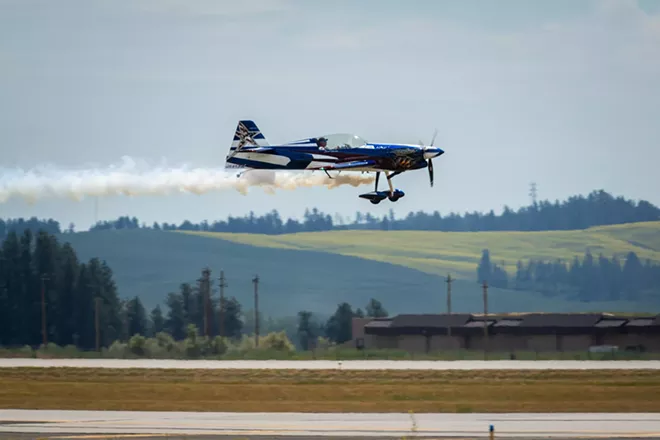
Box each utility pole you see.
[202,268,211,337]
[40,274,49,347]
[253,274,259,347]
[483,280,489,357]
[218,270,227,338]
[95,297,101,351]
[446,273,452,337]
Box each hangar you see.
[351,313,660,354]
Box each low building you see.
[355,312,660,353]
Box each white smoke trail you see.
[0,156,375,204]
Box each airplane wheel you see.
[370,199,381,205]
[388,195,400,202]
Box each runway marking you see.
[23,420,660,437]
[3,410,660,438]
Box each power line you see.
[445,273,452,337]
[40,274,49,347]
[253,274,259,348]
[201,267,211,337]
[482,279,489,359]
[95,297,101,352]
[218,270,227,338]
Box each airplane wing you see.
[309,159,377,171]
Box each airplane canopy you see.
[318,133,368,150]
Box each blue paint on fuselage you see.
[226,141,442,172]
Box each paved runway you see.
[1,410,659,438]
[2,358,659,370]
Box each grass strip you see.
[1,368,659,413]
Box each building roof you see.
[362,312,660,337]
[464,319,497,328]
[364,319,393,329]
[493,319,523,327]
[595,319,627,328]
[390,313,472,329]
[519,313,603,328]
[626,318,656,327]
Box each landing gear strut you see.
[359,171,405,204]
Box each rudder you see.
[225,120,269,170]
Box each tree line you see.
[477,248,660,301]
[140,277,388,349]
[0,229,123,348]
[3,189,658,240]
[88,190,660,233]
[0,218,62,240]
[0,228,389,350]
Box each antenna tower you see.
[529,182,538,205]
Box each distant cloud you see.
[129,0,294,17]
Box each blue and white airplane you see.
[225,120,444,204]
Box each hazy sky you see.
[1,0,659,230]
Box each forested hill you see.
[0,217,62,239]
[2,189,659,238]
[82,189,660,234]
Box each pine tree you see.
[73,263,95,349]
[0,242,7,346]
[477,249,492,283]
[365,298,388,317]
[297,310,315,350]
[325,302,356,344]
[0,231,20,345]
[165,292,186,340]
[0,229,122,350]
[19,230,38,345]
[222,296,243,338]
[126,296,148,337]
[622,251,643,299]
[56,243,79,346]
[150,305,165,336]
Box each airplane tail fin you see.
[225,120,269,170]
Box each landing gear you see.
[358,171,406,204]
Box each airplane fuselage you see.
[226,143,434,173]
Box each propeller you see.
[428,129,437,187]
[428,155,434,187]
[419,129,438,187]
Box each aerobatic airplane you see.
[225,120,444,204]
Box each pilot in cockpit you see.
[315,137,328,149]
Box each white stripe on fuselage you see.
[233,152,291,166]
[310,154,338,161]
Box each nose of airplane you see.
[423,146,444,160]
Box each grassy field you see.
[1,367,659,413]
[182,221,660,279]
[59,228,660,315]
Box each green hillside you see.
[57,224,660,318]
[182,221,660,280]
